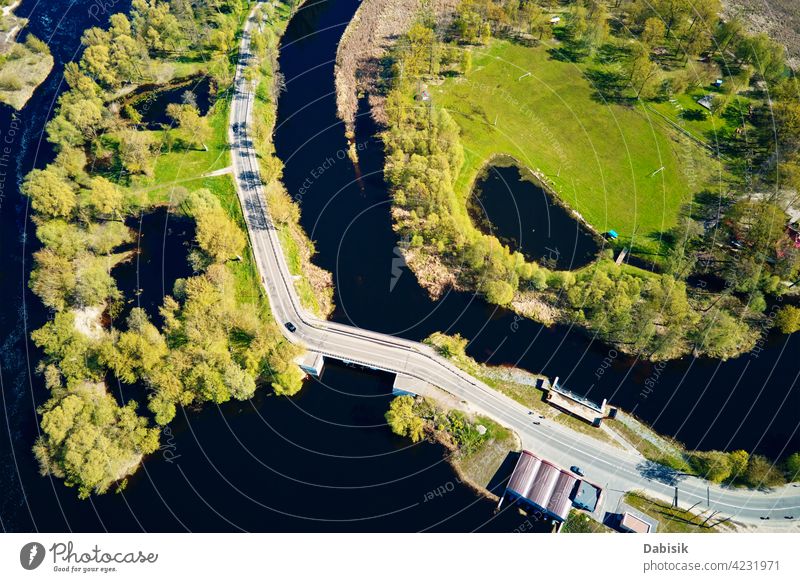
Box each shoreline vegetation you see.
[385,393,519,500]
[337,0,800,363]
[334,0,457,139]
[415,331,800,489]
[24,0,324,498]
[0,0,53,109]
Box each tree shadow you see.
[595,42,631,65]
[680,108,708,122]
[584,67,629,104]
[636,460,686,486]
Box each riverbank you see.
[424,331,800,489]
[0,0,52,109]
[250,0,334,317]
[334,0,457,136]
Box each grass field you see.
[435,40,722,255]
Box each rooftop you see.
[504,451,577,522]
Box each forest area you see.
[24,0,309,498]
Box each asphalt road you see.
[229,5,800,529]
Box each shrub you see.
[0,73,23,91]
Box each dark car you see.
[284,322,297,333]
[570,466,584,477]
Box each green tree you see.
[785,452,800,482]
[689,450,732,483]
[775,306,800,334]
[22,168,77,218]
[744,454,786,489]
[729,449,750,480]
[118,129,155,175]
[166,103,212,150]
[735,33,786,82]
[194,207,246,263]
[385,395,425,442]
[85,176,124,217]
[627,42,662,99]
[484,279,515,305]
[641,17,666,47]
[33,382,160,499]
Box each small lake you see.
[133,76,212,130]
[469,162,601,270]
[112,207,195,327]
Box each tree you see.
[735,33,786,82]
[689,450,731,483]
[29,250,77,311]
[85,176,124,217]
[118,129,155,175]
[523,2,549,40]
[714,18,742,54]
[729,449,750,480]
[775,306,800,334]
[33,382,160,499]
[194,207,246,263]
[22,168,77,218]
[166,103,212,150]
[385,395,425,442]
[484,279,515,305]
[627,42,662,99]
[691,309,750,360]
[785,452,800,482]
[641,17,666,47]
[31,312,98,384]
[744,454,786,489]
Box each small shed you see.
[620,512,652,533]
[697,94,715,110]
[549,16,561,25]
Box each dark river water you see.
[1,0,798,533]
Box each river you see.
[0,0,537,533]
[275,0,800,462]
[1,0,798,533]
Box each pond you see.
[112,206,195,327]
[468,160,601,270]
[132,75,212,130]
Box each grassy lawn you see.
[146,98,232,194]
[562,510,613,533]
[625,492,730,533]
[435,40,722,255]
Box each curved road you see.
[229,5,800,529]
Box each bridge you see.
[228,4,800,529]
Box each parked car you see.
[570,466,584,477]
[284,322,297,333]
